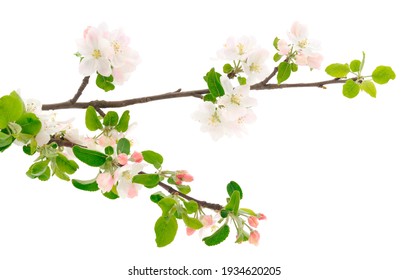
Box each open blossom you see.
[77,26,112,77]
[192,102,229,141]
[116,163,144,198]
[242,49,270,82]
[96,172,116,193]
[288,21,320,55]
[217,36,257,61]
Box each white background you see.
[0,0,408,279]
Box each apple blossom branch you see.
[41,75,346,111]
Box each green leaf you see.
[273,37,280,50]
[27,160,49,177]
[227,181,243,199]
[205,68,224,97]
[72,145,107,167]
[203,94,217,103]
[225,190,240,215]
[117,138,131,155]
[350,60,361,72]
[223,63,233,74]
[158,197,177,216]
[182,214,203,230]
[0,131,13,148]
[96,74,115,92]
[273,53,282,62]
[104,146,114,155]
[55,154,79,175]
[54,167,70,181]
[240,208,257,216]
[132,173,160,188]
[372,66,396,84]
[291,63,298,72]
[103,111,119,127]
[116,110,130,132]
[85,106,103,131]
[155,216,178,247]
[0,91,25,127]
[342,80,360,98]
[202,224,230,246]
[325,63,350,78]
[16,113,42,135]
[103,190,119,199]
[72,178,99,192]
[360,80,377,98]
[22,141,37,155]
[176,184,191,195]
[277,61,292,84]
[183,200,198,214]
[150,191,166,203]
[38,166,51,181]
[141,150,163,169]
[237,76,247,85]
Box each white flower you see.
[287,21,320,55]
[116,163,145,198]
[112,48,141,85]
[77,26,112,77]
[242,49,270,83]
[228,108,257,137]
[217,36,257,61]
[218,78,256,120]
[192,102,229,141]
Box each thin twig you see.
[70,76,90,104]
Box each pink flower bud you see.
[258,213,267,220]
[186,227,196,236]
[117,153,128,165]
[248,216,259,228]
[201,215,214,227]
[249,230,260,246]
[175,170,194,185]
[130,151,143,163]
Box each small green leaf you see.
[104,146,114,155]
[72,178,99,192]
[202,224,230,246]
[291,63,298,72]
[55,154,79,175]
[223,63,233,74]
[103,190,119,199]
[205,68,224,97]
[150,191,166,203]
[85,106,103,131]
[158,197,177,216]
[54,167,70,181]
[0,131,13,148]
[176,184,191,195]
[132,173,160,188]
[273,37,280,50]
[182,214,203,230]
[237,76,247,85]
[183,200,198,214]
[141,150,163,169]
[27,160,49,177]
[117,138,131,155]
[155,216,178,247]
[0,91,25,126]
[273,53,282,62]
[116,110,130,132]
[16,113,42,135]
[360,80,377,98]
[96,74,115,92]
[203,94,217,103]
[325,63,350,78]
[372,66,396,84]
[227,181,243,199]
[225,190,241,215]
[103,111,119,127]
[342,80,360,98]
[240,208,257,216]
[277,61,292,84]
[350,60,361,72]
[72,146,107,167]
[38,166,51,181]
[22,141,37,155]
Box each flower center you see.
[112,41,121,54]
[92,49,102,59]
[209,111,221,126]
[298,38,309,49]
[249,63,261,73]
[122,170,132,180]
[230,94,241,105]
[237,43,245,55]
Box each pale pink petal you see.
[97,58,112,77]
[79,57,98,76]
[278,39,290,55]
